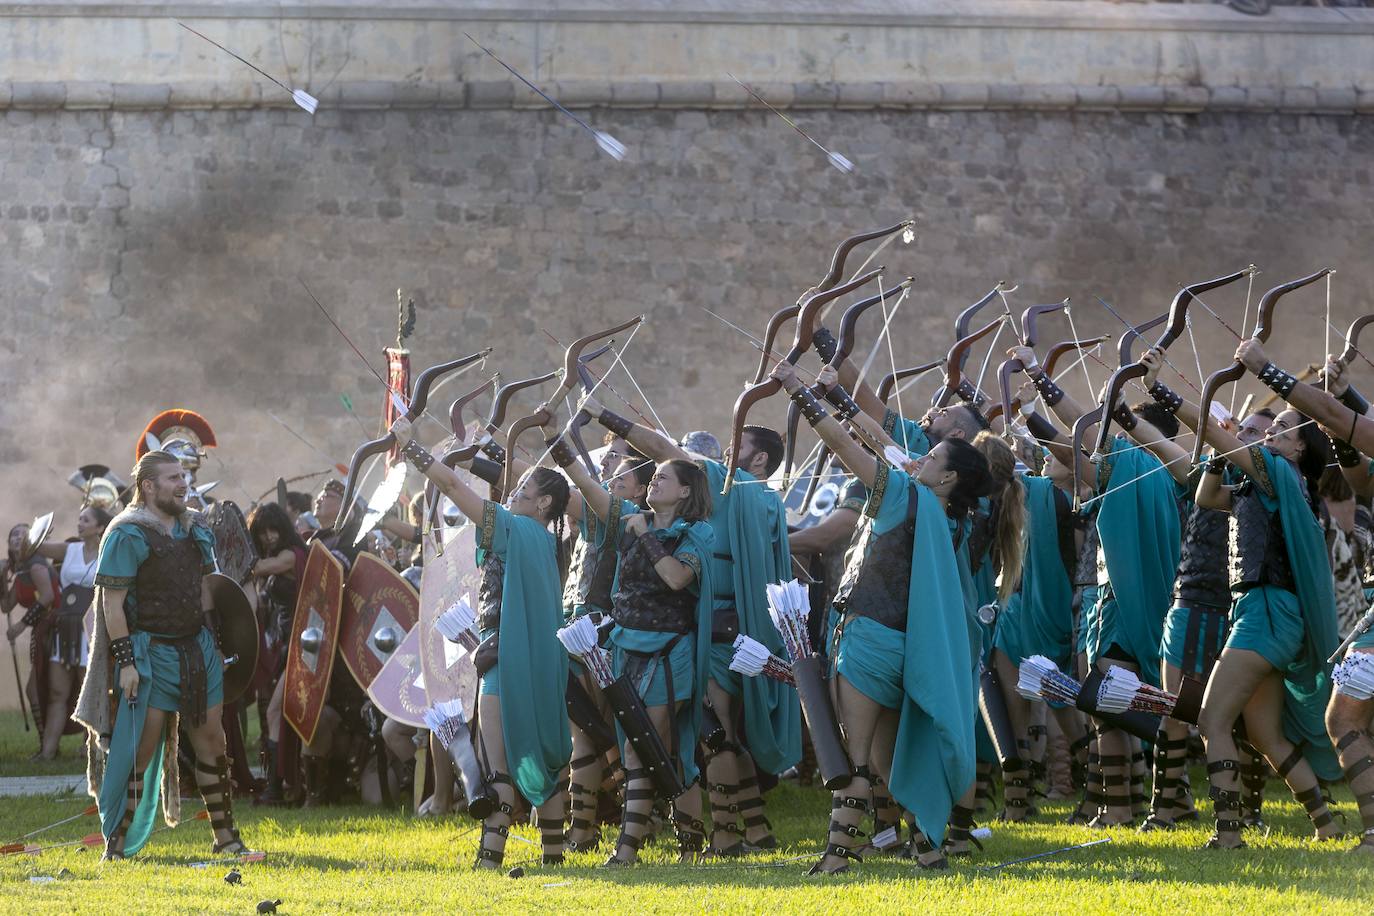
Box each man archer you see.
[74,450,251,860]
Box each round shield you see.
[22,512,54,563]
[206,501,257,584]
[206,573,259,704]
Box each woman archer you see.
[390,414,572,869]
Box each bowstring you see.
[876,272,910,454]
[615,347,672,437]
[1325,271,1333,393]
[1062,305,1098,404]
[854,282,912,389]
[1232,267,1258,416]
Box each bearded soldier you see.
[74,450,251,860]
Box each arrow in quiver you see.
[339,553,419,690]
[284,542,345,744]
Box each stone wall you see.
[2,2,1373,709]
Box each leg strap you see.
[1276,745,1306,779]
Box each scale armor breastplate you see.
[610,532,696,634]
[834,481,918,631]
[1229,484,1295,593]
[131,523,204,638]
[1175,504,1232,607]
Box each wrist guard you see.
[1339,385,1371,417]
[822,384,861,421]
[111,636,135,670]
[599,409,634,439]
[401,438,434,472]
[1257,362,1298,399]
[20,604,43,627]
[1332,436,1364,469]
[470,456,503,486]
[953,378,981,405]
[1030,368,1065,407]
[546,436,576,469]
[812,327,839,364]
[638,532,669,565]
[1110,402,1138,432]
[1204,456,1229,476]
[479,438,507,465]
[1148,381,1183,416]
[1025,411,1059,444]
[789,385,828,425]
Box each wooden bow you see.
[723,269,884,494]
[931,316,1004,408]
[988,301,1069,430]
[1092,268,1254,455]
[1191,268,1334,466]
[502,316,644,496]
[565,341,618,477]
[782,277,915,486]
[747,221,914,386]
[338,347,493,529]
[878,361,942,405]
[448,374,497,439]
[1341,313,1374,366]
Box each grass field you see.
[3,749,1373,914]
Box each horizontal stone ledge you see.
[2,79,1369,116]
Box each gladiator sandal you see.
[1130,747,1149,820]
[972,760,998,816]
[1069,732,1093,791]
[869,776,903,855]
[539,816,566,866]
[672,807,708,863]
[808,767,872,875]
[1274,744,1342,840]
[602,768,654,867]
[101,771,144,862]
[1140,731,1195,832]
[1204,760,1246,849]
[1069,735,1104,825]
[474,772,516,869]
[999,757,1034,822]
[904,821,949,871]
[196,755,250,855]
[565,753,603,852]
[301,754,328,808]
[702,742,745,857]
[1335,730,1374,855]
[941,804,983,858]
[1027,724,1050,790]
[735,767,777,850]
[1239,749,1269,832]
[1089,753,1134,828]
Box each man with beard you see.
[74,450,251,860]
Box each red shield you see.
[419,523,483,711]
[339,553,419,689]
[366,624,427,728]
[284,542,344,745]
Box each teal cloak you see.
[702,460,801,774]
[882,408,931,459]
[478,502,572,806]
[1094,436,1182,687]
[995,476,1075,667]
[883,467,977,845]
[1251,448,1342,781]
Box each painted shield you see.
[284,542,345,744]
[205,573,259,705]
[366,624,427,728]
[339,553,420,689]
[419,523,482,711]
[206,500,257,584]
[780,456,850,532]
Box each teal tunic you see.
[608,514,715,786]
[700,459,801,775]
[995,476,1075,669]
[1226,447,1342,781]
[881,408,931,459]
[1093,436,1182,687]
[92,515,217,857]
[564,489,629,621]
[474,501,572,806]
[835,465,975,845]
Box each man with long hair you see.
[74,450,252,860]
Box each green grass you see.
[0,711,86,777]
[2,779,1371,914]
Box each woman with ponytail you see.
[769,360,987,874]
[390,415,572,870]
